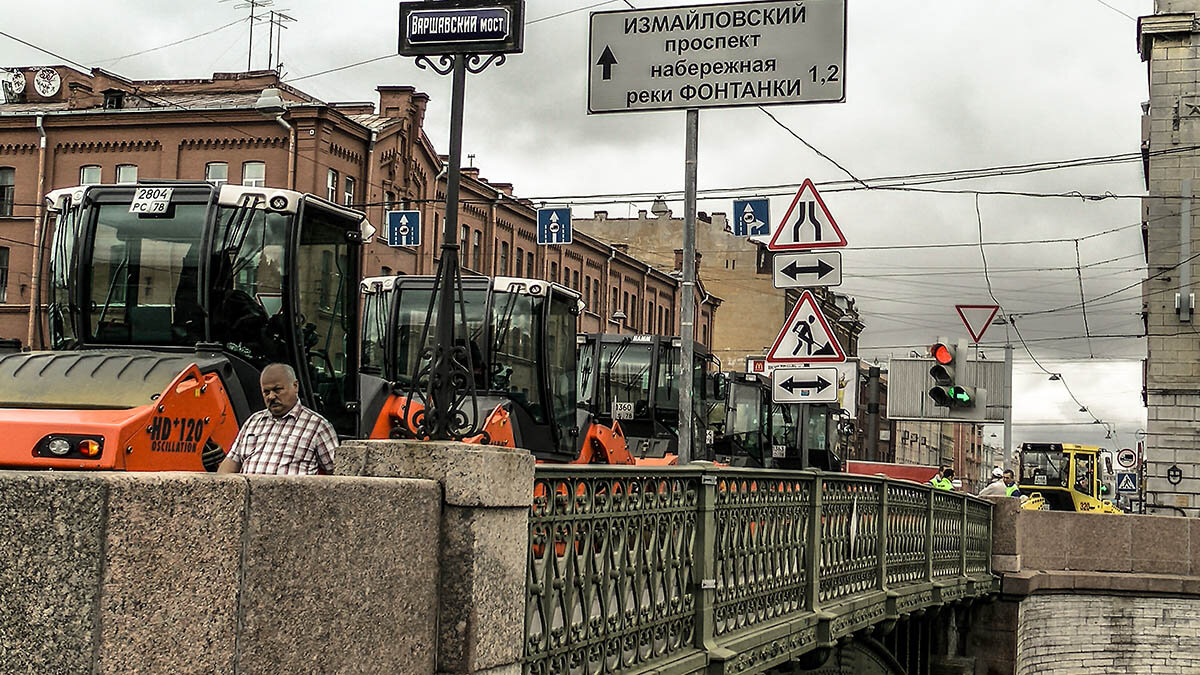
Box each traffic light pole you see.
[678,108,699,464]
[1003,342,1013,469]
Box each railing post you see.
[877,477,889,591]
[960,495,968,577]
[694,468,720,651]
[805,472,824,612]
[925,485,935,582]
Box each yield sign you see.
[766,290,846,364]
[767,178,847,251]
[956,304,1000,343]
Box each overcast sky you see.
[1,0,1155,452]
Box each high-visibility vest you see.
[1005,484,1020,497]
[931,476,953,491]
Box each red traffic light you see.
[931,343,954,365]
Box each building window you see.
[526,252,534,279]
[584,276,591,308]
[515,247,524,277]
[550,261,558,283]
[80,165,101,184]
[612,288,619,315]
[472,230,482,270]
[572,269,579,291]
[0,247,8,303]
[116,164,137,183]
[499,241,510,275]
[623,291,630,324]
[384,190,395,208]
[648,301,654,332]
[631,293,638,328]
[0,168,13,217]
[326,169,338,201]
[205,162,228,186]
[593,285,600,312]
[344,176,355,205]
[460,225,470,261]
[242,161,265,187]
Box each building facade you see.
[0,66,717,346]
[1139,4,1200,515]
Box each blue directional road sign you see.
[1116,472,1138,494]
[387,210,421,247]
[537,207,572,245]
[732,198,769,237]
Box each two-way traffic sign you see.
[771,366,838,403]
[772,251,841,288]
[766,289,846,364]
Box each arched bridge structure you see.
[525,467,996,675]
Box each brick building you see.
[0,65,717,346]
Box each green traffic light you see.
[950,386,973,405]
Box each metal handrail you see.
[524,466,993,674]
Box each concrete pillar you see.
[337,439,534,675]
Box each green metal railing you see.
[524,467,993,675]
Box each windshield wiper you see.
[96,255,130,327]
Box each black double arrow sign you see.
[779,258,835,282]
[778,374,832,394]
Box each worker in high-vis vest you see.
[930,467,955,490]
[1002,470,1022,498]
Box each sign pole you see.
[1003,342,1013,469]
[678,108,699,464]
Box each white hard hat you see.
[992,467,1004,479]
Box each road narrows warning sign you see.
[767,179,847,251]
[766,290,846,364]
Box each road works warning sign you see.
[588,0,847,113]
[766,290,846,364]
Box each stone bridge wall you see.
[1,440,535,675]
[1017,595,1200,675]
[978,499,1200,675]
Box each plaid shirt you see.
[227,402,337,475]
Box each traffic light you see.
[928,338,976,409]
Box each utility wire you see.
[757,107,869,188]
[1074,240,1095,358]
[94,17,250,65]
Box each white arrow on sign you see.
[772,251,842,289]
[771,366,839,404]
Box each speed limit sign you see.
[1116,448,1137,469]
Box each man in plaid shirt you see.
[217,363,337,475]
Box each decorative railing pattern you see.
[713,473,810,636]
[526,470,700,675]
[525,467,993,674]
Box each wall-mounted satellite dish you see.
[2,70,26,95]
[33,67,61,98]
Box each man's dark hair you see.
[943,468,955,478]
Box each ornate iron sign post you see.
[396,0,525,440]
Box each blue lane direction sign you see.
[732,198,769,237]
[1116,472,1138,494]
[387,210,421,247]
[537,207,572,245]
